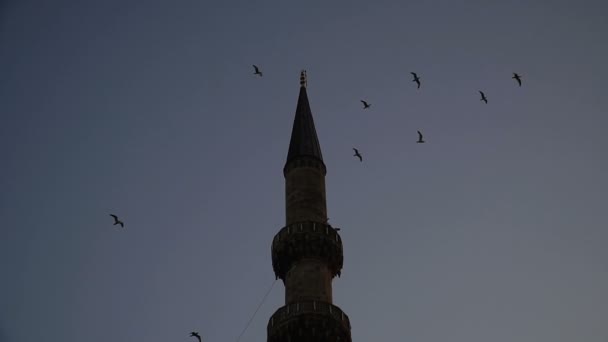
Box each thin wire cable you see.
[235,278,278,342]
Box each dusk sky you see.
[1,1,608,342]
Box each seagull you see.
[353,148,363,162]
[190,332,202,342]
[252,65,263,77]
[109,214,124,228]
[512,72,522,86]
[360,100,371,109]
[417,131,425,143]
[479,91,488,104]
[411,72,421,89]
[324,218,340,230]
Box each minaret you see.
[268,71,351,342]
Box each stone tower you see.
[267,71,352,342]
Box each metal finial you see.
[300,70,307,88]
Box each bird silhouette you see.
[252,65,263,77]
[353,148,363,162]
[325,218,340,231]
[109,214,124,228]
[417,131,425,143]
[360,100,371,109]
[190,332,202,342]
[479,91,488,104]
[411,72,421,88]
[512,72,522,86]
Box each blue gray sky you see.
[1,1,607,341]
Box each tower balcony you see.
[267,301,352,342]
[271,221,343,280]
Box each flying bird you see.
[190,332,202,342]
[512,72,522,86]
[479,91,488,104]
[252,65,263,77]
[353,148,363,162]
[360,100,371,109]
[411,72,421,88]
[109,214,124,228]
[417,131,425,143]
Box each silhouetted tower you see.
[268,71,351,342]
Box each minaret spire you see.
[285,70,324,173]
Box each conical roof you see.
[286,79,323,165]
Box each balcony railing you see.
[268,301,351,332]
[272,221,342,250]
[271,221,344,279]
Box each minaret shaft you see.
[285,164,327,226]
[284,258,333,304]
[283,71,331,303]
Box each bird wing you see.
[119,222,124,227]
[360,100,366,105]
[253,65,259,72]
[110,214,118,220]
[417,131,423,139]
[411,72,416,77]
